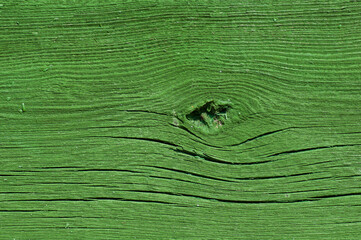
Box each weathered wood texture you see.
[1,0,361,239]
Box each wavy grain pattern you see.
[1,0,361,239]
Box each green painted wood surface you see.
[1,0,361,239]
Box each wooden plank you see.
[1,0,361,239]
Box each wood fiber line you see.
[1,0,361,239]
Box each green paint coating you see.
[1,0,361,239]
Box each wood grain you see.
[1,0,361,239]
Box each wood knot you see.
[186,100,231,133]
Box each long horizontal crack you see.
[229,127,292,147]
[268,144,361,157]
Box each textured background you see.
[1,0,361,239]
